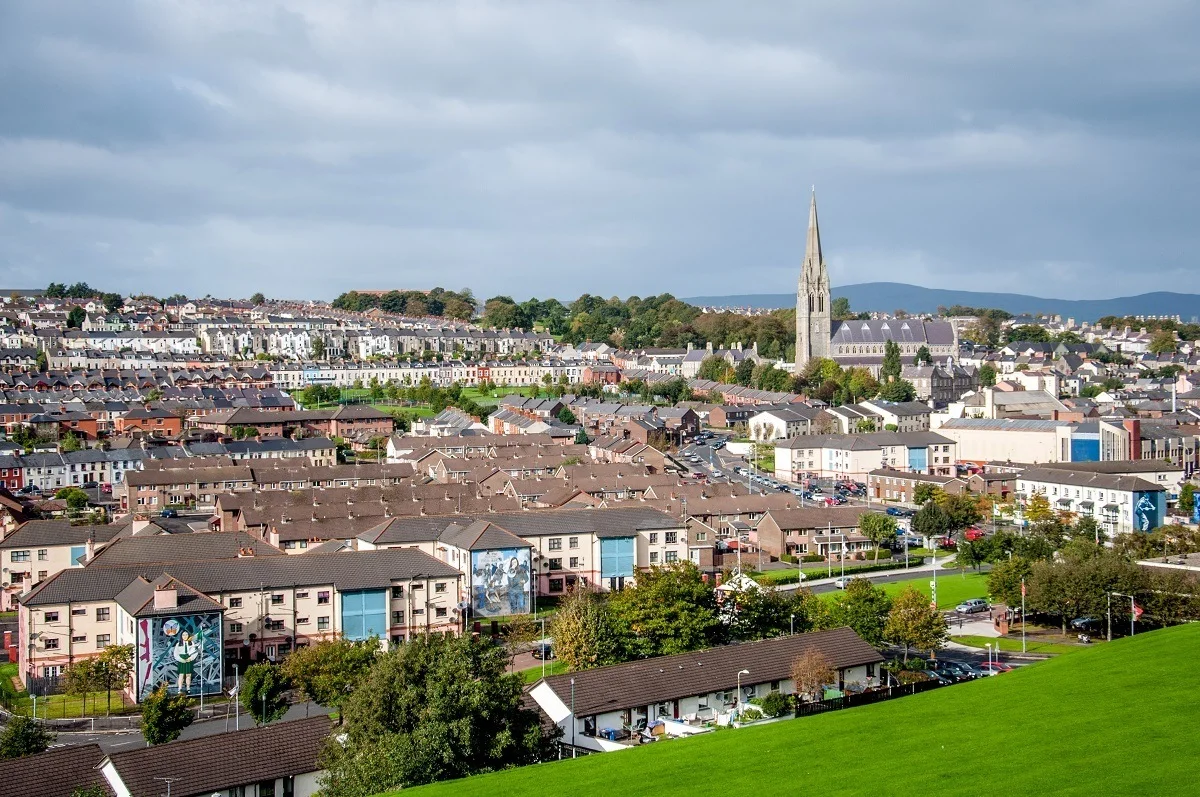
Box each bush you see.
[757,691,791,718]
[801,553,825,563]
[739,708,763,722]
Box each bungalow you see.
[753,506,872,559]
[529,628,884,753]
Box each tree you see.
[697,355,730,382]
[1148,329,1177,355]
[877,379,917,403]
[934,491,984,532]
[979,363,997,387]
[1179,483,1195,517]
[35,350,48,372]
[1024,493,1054,524]
[1007,325,1050,343]
[724,585,811,641]
[64,659,97,717]
[140,684,193,745]
[55,487,90,513]
[830,296,852,320]
[987,555,1034,608]
[59,432,82,453]
[573,428,590,445]
[282,638,379,713]
[608,562,722,658]
[857,512,897,561]
[912,500,950,540]
[548,587,622,671]
[0,715,53,759]
[912,345,932,366]
[66,307,86,328]
[880,339,902,382]
[320,633,554,795]
[884,586,949,663]
[102,292,124,313]
[556,407,577,425]
[311,337,326,360]
[734,358,755,387]
[250,292,266,305]
[94,644,134,716]
[830,578,891,646]
[912,482,939,506]
[241,663,290,726]
[790,649,835,702]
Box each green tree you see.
[311,337,326,360]
[94,644,134,716]
[734,358,755,387]
[59,432,82,453]
[55,487,90,513]
[934,491,983,532]
[0,715,53,759]
[140,685,193,745]
[35,350,48,372]
[608,562,722,658]
[320,633,554,795]
[282,637,378,713]
[987,555,1034,608]
[241,663,290,726]
[912,501,950,540]
[573,428,590,445]
[548,588,622,671]
[724,585,810,641]
[979,363,997,387]
[857,512,897,561]
[884,586,949,663]
[250,292,266,305]
[877,379,917,403]
[63,659,97,717]
[912,345,932,366]
[880,339,902,382]
[66,307,86,328]
[912,482,940,506]
[102,292,124,313]
[556,407,577,425]
[830,296,852,320]
[1148,329,1177,355]
[1024,493,1054,524]
[1179,483,1195,517]
[830,578,891,647]
[697,355,730,382]
[1007,325,1050,343]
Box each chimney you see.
[153,583,178,610]
[238,546,256,558]
[84,530,97,562]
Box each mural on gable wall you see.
[470,548,531,617]
[135,612,223,701]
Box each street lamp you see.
[570,677,576,758]
[789,614,795,636]
[736,669,750,708]
[985,643,993,669]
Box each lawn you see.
[402,624,1200,797]
[875,571,991,610]
[461,386,542,408]
[952,634,1084,656]
[519,659,569,684]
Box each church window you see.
[818,296,824,312]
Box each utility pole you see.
[1020,578,1026,654]
[153,777,180,797]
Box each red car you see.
[977,662,1013,674]
[934,536,957,550]
[964,527,986,541]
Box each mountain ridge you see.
[684,282,1200,321]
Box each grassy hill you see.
[402,624,1200,797]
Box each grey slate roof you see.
[538,627,883,716]
[114,573,225,617]
[85,531,283,567]
[0,744,112,797]
[0,519,123,549]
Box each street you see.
[49,700,333,753]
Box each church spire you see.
[804,187,822,273]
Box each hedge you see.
[752,557,926,586]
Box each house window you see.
[37,571,47,581]
[72,607,86,616]
[317,616,331,631]
[695,532,706,542]
[548,538,563,551]
[548,578,565,593]
[435,607,447,618]
[568,536,579,549]
[548,558,562,571]
[96,607,110,622]
[257,780,276,797]
[229,597,242,608]
[71,634,87,643]
[230,623,243,633]
[44,638,59,650]
[649,552,659,564]
[392,610,405,625]
[295,591,309,600]
[266,619,285,631]
[37,549,48,561]
[665,532,678,544]
[97,634,111,648]
[569,557,581,568]
[665,551,679,563]
[649,533,658,544]
[317,591,330,604]
[271,593,284,605]
[412,608,425,616]
[434,582,447,594]
[10,550,29,562]
[44,611,58,623]
[391,586,404,599]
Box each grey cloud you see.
[0,0,1197,300]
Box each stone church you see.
[794,192,958,375]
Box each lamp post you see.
[985,643,992,670]
[736,669,750,708]
[570,677,576,758]
[540,617,547,679]
[1020,578,1026,654]
[790,614,795,636]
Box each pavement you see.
[50,700,333,753]
[776,554,960,593]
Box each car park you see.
[921,670,954,686]
[935,660,981,681]
[955,598,989,614]
[160,508,179,518]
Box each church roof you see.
[830,319,955,346]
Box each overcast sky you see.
[1,1,1197,302]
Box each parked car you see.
[81,480,99,489]
[711,470,723,478]
[160,508,179,518]
[931,663,972,683]
[886,506,905,517]
[531,640,555,660]
[964,527,986,541]
[977,662,1013,674]
[711,441,725,450]
[100,483,113,494]
[833,576,867,589]
[936,660,982,681]
[934,536,958,550]
[921,670,954,686]
[955,598,989,614]
[1071,616,1101,631]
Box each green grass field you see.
[519,660,569,683]
[875,571,991,609]
[460,386,542,408]
[402,624,1200,797]
[952,634,1084,655]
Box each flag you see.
[1133,602,1144,621]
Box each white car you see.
[711,470,723,478]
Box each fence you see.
[794,679,943,718]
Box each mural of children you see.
[506,555,530,614]
[173,630,201,693]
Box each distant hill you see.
[685,282,1200,321]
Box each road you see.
[51,700,333,753]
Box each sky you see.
[1,1,1197,302]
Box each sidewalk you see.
[776,555,957,592]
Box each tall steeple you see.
[795,188,832,373]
